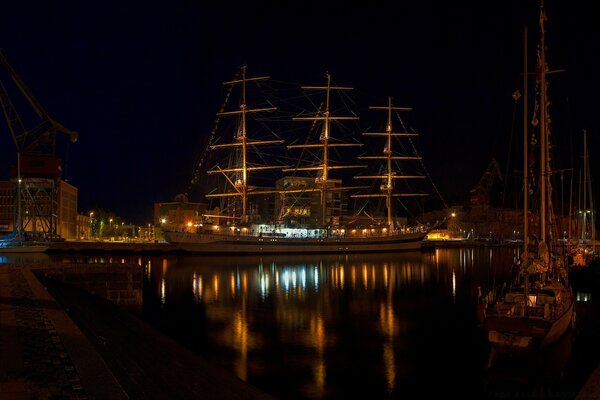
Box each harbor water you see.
[4,247,599,399]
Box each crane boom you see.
[0,49,78,156]
[0,49,79,243]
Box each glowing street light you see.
[89,211,94,239]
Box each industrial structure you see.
[0,49,78,243]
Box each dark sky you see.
[0,0,598,224]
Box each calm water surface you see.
[135,248,598,400]
[4,248,598,399]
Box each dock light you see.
[187,221,193,227]
[161,218,166,224]
[451,212,456,218]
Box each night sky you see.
[0,0,598,224]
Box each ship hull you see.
[164,230,426,254]
[482,287,574,353]
[0,245,49,253]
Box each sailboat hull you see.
[0,245,49,253]
[482,288,574,353]
[165,230,426,254]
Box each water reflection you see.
[27,247,592,399]
[138,249,545,399]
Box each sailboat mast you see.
[523,26,529,306]
[583,129,594,246]
[539,1,548,243]
[523,27,529,263]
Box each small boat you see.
[567,130,598,270]
[479,2,574,357]
[0,243,49,253]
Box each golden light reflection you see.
[383,343,396,393]
[233,308,249,380]
[452,269,456,301]
[213,274,219,299]
[230,273,236,297]
[198,276,203,301]
[308,316,326,395]
[192,272,197,296]
[339,266,345,290]
[379,302,397,393]
[383,264,389,288]
[362,264,368,290]
[371,266,376,286]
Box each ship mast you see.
[205,65,284,224]
[523,25,529,310]
[539,1,549,245]
[352,97,427,232]
[285,73,366,226]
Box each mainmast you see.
[205,65,283,224]
[539,1,549,244]
[523,26,529,309]
[284,73,366,226]
[352,97,427,232]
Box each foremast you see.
[204,65,284,224]
[284,73,366,226]
[352,97,427,232]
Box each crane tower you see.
[0,50,78,243]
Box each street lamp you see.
[89,212,94,239]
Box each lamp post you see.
[89,212,94,239]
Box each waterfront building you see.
[0,179,78,240]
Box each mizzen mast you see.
[205,65,283,224]
[352,97,427,231]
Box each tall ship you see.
[164,67,433,254]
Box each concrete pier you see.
[0,262,274,400]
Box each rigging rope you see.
[396,111,449,209]
[187,67,241,194]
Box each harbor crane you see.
[470,157,502,205]
[0,49,78,242]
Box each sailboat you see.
[164,68,431,254]
[567,129,598,269]
[479,3,574,355]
